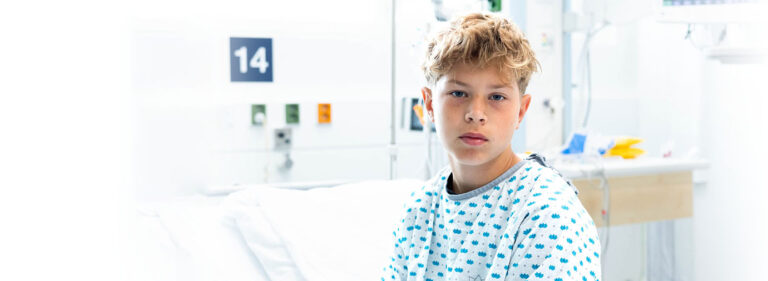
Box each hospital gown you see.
[381,157,601,281]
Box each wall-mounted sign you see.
[230,37,273,82]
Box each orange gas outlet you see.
[318,103,331,124]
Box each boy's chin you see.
[449,150,495,167]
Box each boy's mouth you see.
[459,133,488,146]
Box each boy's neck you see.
[448,147,522,195]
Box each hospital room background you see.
[0,0,766,280]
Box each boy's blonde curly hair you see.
[422,12,540,95]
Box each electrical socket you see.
[274,127,292,150]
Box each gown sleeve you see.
[505,173,602,281]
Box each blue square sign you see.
[230,37,273,82]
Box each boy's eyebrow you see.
[446,79,511,90]
[446,79,470,87]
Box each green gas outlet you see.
[286,104,300,124]
[489,0,501,12]
[252,104,266,126]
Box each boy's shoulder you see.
[519,154,579,196]
[506,156,583,218]
[513,156,593,229]
[399,166,451,212]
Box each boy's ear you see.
[421,87,434,122]
[516,94,532,130]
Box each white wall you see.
[130,0,445,201]
[694,60,768,281]
[1,2,135,280]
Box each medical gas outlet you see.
[286,104,300,124]
[318,103,331,124]
[252,104,266,126]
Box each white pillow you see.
[224,187,307,281]
[225,179,423,281]
[152,195,270,281]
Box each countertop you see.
[549,157,710,179]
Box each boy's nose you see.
[466,113,486,124]
[465,102,487,124]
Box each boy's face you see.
[422,63,532,167]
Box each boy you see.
[381,13,601,280]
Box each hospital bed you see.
[134,179,425,281]
[134,157,708,281]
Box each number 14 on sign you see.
[234,46,269,74]
[229,37,271,82]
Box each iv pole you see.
[388,0,398,180]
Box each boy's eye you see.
[490,94,505,101]
[450,91,467,98]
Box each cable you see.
[638,222,647,281]
[589,159,611,275]
[685,23,728,51]
[582,48,592,128]
[574,156,610,274]
[574,21,608,129]
[597,164,610,258]
[573,12,651,129]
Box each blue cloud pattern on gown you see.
[381,159,602,281]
